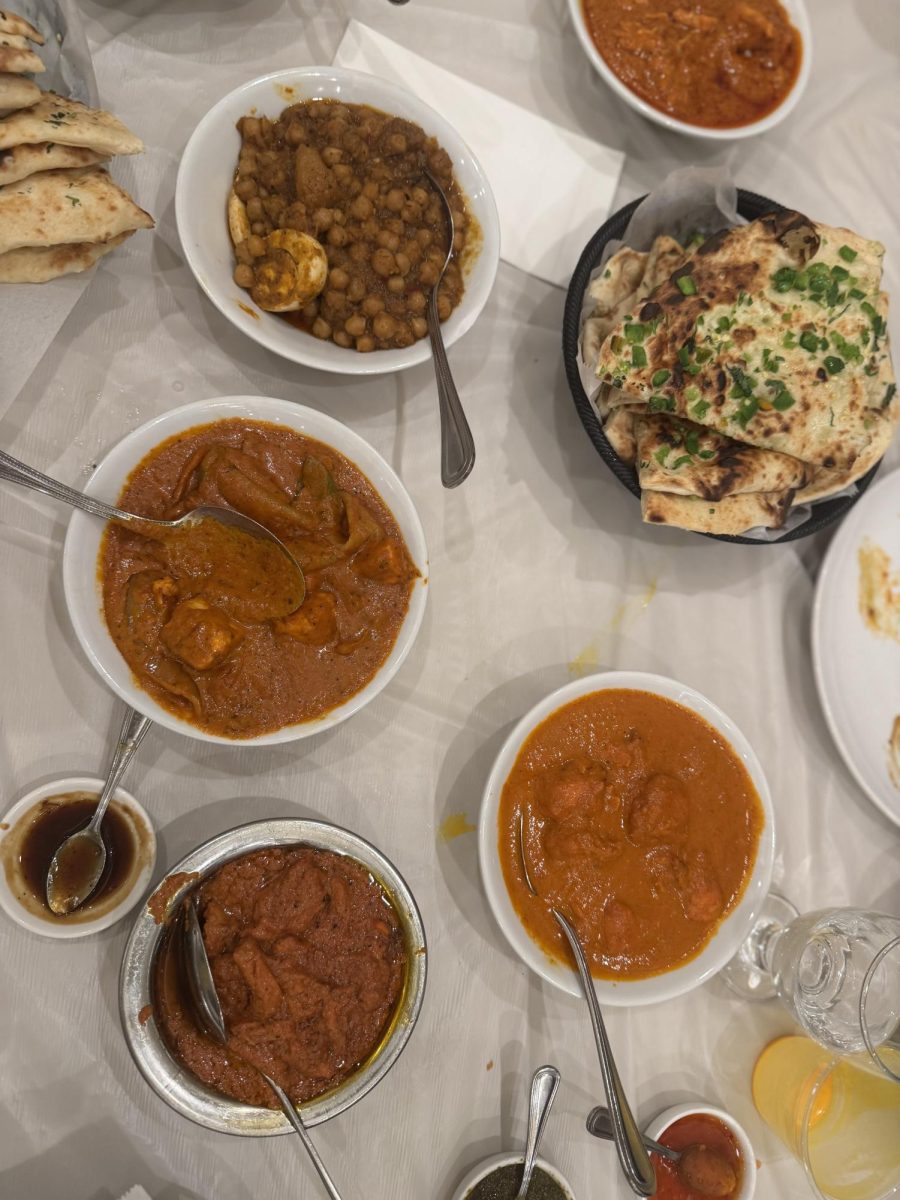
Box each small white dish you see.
[478,670,775,1004]
[451,1152,575,1200]
[0,776,156,939]
[175,66,500,375]
[61,394,429,746]
[566,0,811,141]
[646,1103,757,1200]
[812,467,900,828]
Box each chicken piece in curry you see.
[499,689,763,979]
[100,419,418,738]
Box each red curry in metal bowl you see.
[100,418,418,739]
[498,688,764,979]
[580,0,802,130]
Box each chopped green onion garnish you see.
[685,431,701,455]
[648,394,675,413]
[672,454,693,469]
[691,399,710,419]
[632,345,648,368]
[831,265,849,282]
[698,449,716,459]
[624,323,648,344]
[651,369,671,387]
[772,267,796,292]
[676,275,697,296]
[799,330,819,353]
[678,345,692,367]
[654,446,670,465]
[772,389,795,411]
[685,386,701,403]
[839,245,858,262]
[824,356,845,374]
[849,287,865,300]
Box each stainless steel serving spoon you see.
[515,1065,560,1199]
[181,896,346,1200]
[422,168,476,489]
[0,449,306,604]
[517,812,656,1197]
[587,1106,679,1162]
[45,706,151,915]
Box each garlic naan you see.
[0,10,44,42]
[0,141,108,185]
[0,34,42,74]
[0,231,131,282]
[0,70,38,110]
[0,91,143,154]
[641,488,794,535]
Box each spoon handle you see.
[426,291,476,489]
[0,449,135,523]
[265,1074,346,1200]
[586,1106,681,1163]
[516,1065,561,1199]
[552,909,656,1197]
[88,707,152,833]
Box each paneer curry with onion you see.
[100,419,418,738]
[499,689,763,979]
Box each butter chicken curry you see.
[100,419,418,738]
[499,689,763,979]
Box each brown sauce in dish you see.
[0,792,147,924]
[652,1113,743,1200]
[100,418,418,739]
[498,689,763,979]
[153,846,408,1108]
[581,0,802,129]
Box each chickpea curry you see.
[100,419,418,739]
[581,0,802,130]
[154,846,408,1108]
[499,689,764,979]
[229,99,472,351]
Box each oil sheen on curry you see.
[100,419,418,738]
[499,689,763,979]
[582,0,802,130]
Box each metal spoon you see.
[0,449,305,605]
[45,706,151,915]
[515,1065,560,1199]
[422,168,475,489]
[586,1106,679,1162]
[517,812,656,1197]
[181,896,346,1200]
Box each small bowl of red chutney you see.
[645,1104,756,1200]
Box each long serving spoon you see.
[517,813,656,1197]
[181,897,346,1200]
[46,705,152,915]
[422,168,476,489]
[0,449,306,605]
[515,1065,561,1199]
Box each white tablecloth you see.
[1,2,899,1198]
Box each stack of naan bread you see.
[0,8,152,283]
[582,211,897,535]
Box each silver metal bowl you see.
[119,818,427,1135]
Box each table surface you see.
[2,2,899,1198]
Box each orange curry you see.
[581,0,802,130]
[100,419,417,738]
[498,689,763,979]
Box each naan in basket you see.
[0,91,143,154]
[0,141,108,185]
[0,70,38,111]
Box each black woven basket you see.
[562,190,881,545]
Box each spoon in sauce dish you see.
[46,706,151,916]
[422,168,475,490]
[517,812,657,1197]
[0,449,306,616]
[586,1107,738,1197]
[181,895,347,1200]
[515,1065,560,1199]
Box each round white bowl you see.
[566,0,811,140]
[0,776,156,939]
[175,67,500,375]
[62,395,429,746]
[451,1152,575,1200]
[646,1103,757,1200]
[478,670,775,1005]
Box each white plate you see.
[478,671,775,1005]
[813,467,900,827]
[61,395,428,746]
[175,67,500,375]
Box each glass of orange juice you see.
[753,1035,900,1199]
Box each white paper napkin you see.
[333,21,624,289]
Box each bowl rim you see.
[0,775,156,940]
[477,670,775,1005]
[450,1152,576,1200]
[119,817,428,1134]
[561,189,882,545]
[174,65,501,376]
[60,394,429,746]
[645,1102,757,1200]
[565,0,812,141]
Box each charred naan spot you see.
[714,395,726,408]
[731,326,756,347]
[716,370,727,391]
[759,210,819,264]
[673,362,684,388]
[822,456,836,468]
[696,229,731,257]
[646,511,665,523]
[640,300,662,322]
[816,368,827,382]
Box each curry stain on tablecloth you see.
[440,812,477,840]
[567,579,658,677]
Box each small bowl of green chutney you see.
[452,1152,575,1200]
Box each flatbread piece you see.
[641,489,794,535]
[0,10,44,42]
[0,231,131,281]
[0,91,143,154]
[0,35,43,74]
[0,141,108,185]
[0,70,38,110]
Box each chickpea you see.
[362,180,379,200]
[385,217,405,236]
[412,186,429,207]
[425,200,441,224]
[333,163,353,183]
[452,230,465,252]
[348,177,362,198]
[394,323,415,348]
[333,330,352,348]
[312,207,333,233]
[348,241,368,263]
[416,228,433,248]
[394,251,411,276]
[233,263,255,288]
[234,239,254,265]
[312,317,332,340]
[345,314,368,338]
[427,245,446,265]
[322,289,347,317]
[263,195,285,221]
[351,195,373,221]
[251,221,268,236]
[437,293,452,321]
[361,218,380,239]
[403,240,423,266]
[372,312,397,340]
[411,316,428,340]
[332,208,346,226]
[408,290,427,313]
[376,229,400,252]
[329,247,348,268]
[386,132,407,154]
[322,146,343,166]
[286,122,306,146]
[401,202,422,224]
[356,335,376,353]
[419,261,440,288]
[327,225,348,247]
[234,177,258,201]
[247,234,268,258]
[371,248,397,277]
[387,275,406,294]
[302,299,319,322]
[348,277,366,303]
[329,267,350,291]
[246,196,264,222]
[362,295,385,317]
[240,116,261,140]
[385,187,406,213]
